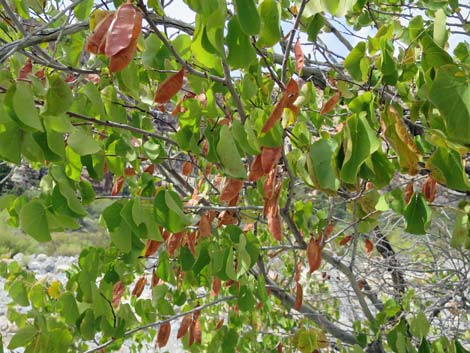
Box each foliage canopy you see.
[1,0,470,352]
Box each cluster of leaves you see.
[1,0,470,352]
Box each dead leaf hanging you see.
[261,146,282,174]
[320,91,341,115]
[154,68,185,104]
[307,237,322,273]
[104,4,141,57]
[177,314,193,339]
[156,321,171,348]
[131,276,147,298]
[220,178,244,203]
[294,38,304,74]
[294,282,303,310]
[86,12,115,54]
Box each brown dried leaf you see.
[215,318,224,330]
[182,161,193,176]
[261,146,282,174]
[111,176,124,196]
[294,38,304,74]
[422,176,437,203]
[263,168,277,200]
[404,182,414,204]
[220,178,244,203]
[294,282,303,310]
[151,270,160,287]
[191,317,202,345]
[124,167,136,176]
[131,276,147,298]
[198,213,212,237]
[261,93,289,133]
[154,68,185,104]
[104,4,140,57]
[365,239,374,254]
[156,321,171,348]
[167,232,184,257]
[143,164,155,175]
[112,281,125,308]
[177,314,193,339]
[86,12,115,54]
[339,235,353,246]
[307,237,322,273]
[267,207,282,241]
[211,276,221,296]
[109,35,138,72]
[18,59,32,79]
[320,91,341,115]
[248,154,264,182]
[294,261,302,283]
[144,239,162,257]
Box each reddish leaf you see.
[154,68,185,104]
[109,35,138,72]
[365,239,374,254]
[267,207,282,241]
[124,167,136,176]
[220,178,244,203]
[167,232,184,257]
[263,168,277,200]
[18,58,32,79]
[422,176,437,203]
[112,281,125,308]
[177,314,193,339]
[404,182,414,204]
[198,213,212,237]
[182,161,193,176]
[111,176,125,196]
[191,317,202,345]
[294,283,303,310]
[261,146,282,174]
[294,38,304,74]
[211,276,221,296]
[143,164,155,175]
[307,238,322,273]
[104,4,140,57]
[339,235,353,246]
[131,276,147,298]
[248,154,264,182]
[215,318,224,330]
[151,270,160,287]
[261,94,289,133]
[357,279,365,290]
[156,321,171,348]
[294,261,302,283]
[144,239,162,257]
[324,223,334,238]
[86,12,115,54]
[320,91,341,115]
[277,343,283,353]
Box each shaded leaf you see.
[404,193,432,234]
[20,200,51,242]
[234,0,260,35]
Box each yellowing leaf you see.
[47,281,62,299]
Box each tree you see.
[0,0,470,352]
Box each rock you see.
[27,261,41,271]
[37,253,47,262]
[12,252,24,263]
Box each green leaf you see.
[216,125,247,179]
[68,128,101,155]
[234,0,260,35]
[420,35,453,71]
[344,42,369,82]
[154,190,190,232]
[0,122,22,164]
[306,14,324,42]
[110,222,132,253]
[258,0,281,47]
[433,9,447,47]
[20,199,51,242]
[426,147,470,192]
[191,15,222,70]
[410,312,430,338]
[359,150,394,188]
[404,193,432,235]
[59,292,80,324]
[13,82,43,131]
[45,74,73,116]
[82,82,106,119]
[74,0,93,20]
[308,139,339,192]
[79,180,96,205]
[7,326,37,349]
[428,65,470,145]
[451,203,470,249]
[205,1,226,56]
[340,113,380,184]
[9,278,30,306]
[226,16,257,69]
